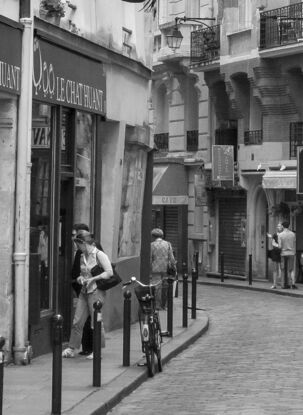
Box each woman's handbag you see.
[91,263,122,291]
[167,242,177,276]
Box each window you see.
[122,27,132,57]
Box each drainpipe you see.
[13,0,33,365]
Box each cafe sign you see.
[33,37,106,115]
[0,21,22,95]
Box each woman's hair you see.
[272,233,278,243]
[151,228,164,238]
[74,229,95,245]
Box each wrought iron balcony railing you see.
[290,122,303,158]
[154,133,169,151]
[187,130,198,151]
[244,130,263,145]
[190,24,220,67]
[260,2,303,50]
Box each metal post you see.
[220,252,224,282]
[182,273,188,328]
[51,315,63,415]
[93,300,102,387]
[191,267,198,319]
[283,256,290,289]
[123,290,132,367]
[0,337,5,415]
[167,278,174,337]
[174,272,179,298]
[248,254,252,286]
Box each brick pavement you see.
[108,285,303,415]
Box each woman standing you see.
[150,228,176,309]
[62,230,113,359]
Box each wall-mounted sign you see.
[33,37,106,115]
[212,145,234,183]
[152,195,188,205]
[0,21,22,95]
[194,174,207,206]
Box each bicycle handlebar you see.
[122,276,162,289]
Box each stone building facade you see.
[0,0,153,363]
[151,0,303,282]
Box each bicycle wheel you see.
[154,317,162,372]
[145,341,156,377]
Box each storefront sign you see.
[212,145,234,182]
[0,21,22,95]
[33,37,106,115]
[152,195,188,205]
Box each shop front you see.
[152,162,188,271]
[262,168,303,283]
[29,32,106,356]
[0,15,22,356]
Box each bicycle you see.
[123,276,163,377]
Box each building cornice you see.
[34,17,152,80]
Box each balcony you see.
[190,25,220,67]
[260,2,303,50]
[154,133,169,152]
[186,130,198,151]
[290,122,303,158]
[215,126,237,162]
[244,130,263,145]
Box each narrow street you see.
[108,285,303,414]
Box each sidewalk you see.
[3,295,209,415]
[198,274,303,298]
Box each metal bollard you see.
[191,267,198,319]
[93,300,102,387]
[174,272,179,298]
[51,315,63,415]
[167,278,174,337]
[0,336,5,415]
[248,254,252,286]
[220,252,224,282]
[283,256,290,289]
[182,273,188,328]
[123,290,132,367]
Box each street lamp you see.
[166,16,216,51]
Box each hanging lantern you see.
[166,26,183,50]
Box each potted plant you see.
[40,0,66,20]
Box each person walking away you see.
[150,228,176,309]
[63,230,113,359]
[278,221,297,289]
[267,223,282,289]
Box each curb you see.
[198,280,303,298]
[65,313,209,415]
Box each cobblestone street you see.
[108,285,303,414]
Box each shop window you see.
[118,143,147,257]
[74,111,94,228]
[30,103,52,311]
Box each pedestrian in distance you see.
[63,230,112,360]
[150,228,176,309]
[267,222,283,289]
[278,221,297,289]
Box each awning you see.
[153,164,188,205]
[262,170,296,189]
